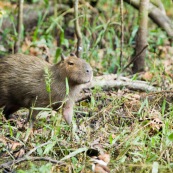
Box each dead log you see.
[78,74,158,102]
[90,74,158,92]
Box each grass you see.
[1,88,173,172]
[0,0,173,172]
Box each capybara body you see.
[0,53,93,126]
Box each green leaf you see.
[43,0,49,6]
[138,98,148,115]
[161,99,166,115]
[54,48,61,64]
[37,147,43,156]
[109,134,113,144]
[65,78,69,95]
[110,134,120,145]
[39,163,52,173]
[129,26,138,45]
[60,147,88,161]
[43,142,55,155]
[90,96,95,108]
[62,39,69,48]
[95,30,105,46]
[168,133,173,141]
[60,30,65,46]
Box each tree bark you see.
[132,0,149,73]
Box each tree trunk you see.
[132,0,149,73]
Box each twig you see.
[0,156,65,169]
[116,122,151,149]
[26,141,52,156]
[0,141,56,169]
[122,45,148,72]
[74,0,82,57]
[14,0,24,53]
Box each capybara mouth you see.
[85,79,92,83]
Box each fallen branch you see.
[80,74,158,99]
[0,156,65,170]
[0,141,65,170]
[78,74,158,101]
[0,142,87,170]
[91,74,158,92]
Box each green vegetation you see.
[0,0,173,172]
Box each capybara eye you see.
[68,61,74,65]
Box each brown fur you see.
[0,53,93,125]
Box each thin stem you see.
[74,0,82,57]
[119,0,124,69]
[15,0,24,53]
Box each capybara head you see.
[57,53,93,85]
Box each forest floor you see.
[0,1,173,173]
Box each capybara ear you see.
[70,53,78,58]
[61,53,67,61]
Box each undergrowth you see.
[0,0,173,172]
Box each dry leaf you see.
[0,136,7,145]
[9,141,23,151]
[14,148,25,158]
[150,117,163,131]
[141,72,153,81]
